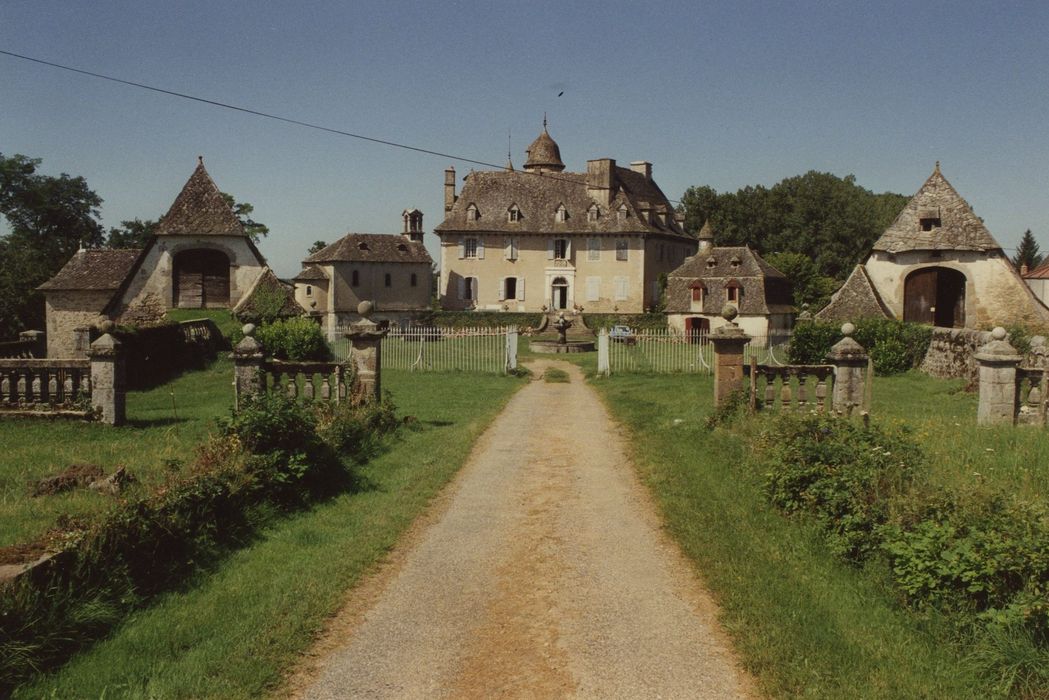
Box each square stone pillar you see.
[826,323,868,415]
[233,324,265,410]
[88,325,125,426]
[710,306,751,407]
[975,327,1022,425]
[345,301,389,403]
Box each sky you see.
[2,1,1049,278]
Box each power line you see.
[0,49,688,208]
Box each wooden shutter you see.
[498,278,506,301]
[458,239,465,259]
[457,277,465,300]
[547,238,554,260]
[477,238,484,260]
[517,277,525,301]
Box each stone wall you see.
[919,327,991,383]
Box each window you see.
[505,237,518,261]
[504,277,517,300]
[384,272,391,287]
[726,280,742,303]
[691,285,704,303]
[553,238,569,260]
[351,270,360,287]
[306,285,313,297]
[614,276,629,301]
[466,203,479,222]
[586,276,601,302]
[588,237,601,261]
[616,239,628,261]
[463,237,478,258]
[410,273,418,287]
[555,204,568,222]
[920,217,941,232]
[617,205,628,222]
[588,204,599,222]
[508,204,522,223]
[460,276,477,301]
[918,208,941,232]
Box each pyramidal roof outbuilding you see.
[872,163,1001,254]
[154,157,246,237]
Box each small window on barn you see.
[918,208,941,232]
[384,272,391,287]
[351,270,360,287]
[410,273,418,287]
[306,285,313,297]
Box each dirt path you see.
[293,360,756,699]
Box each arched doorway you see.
[551,276,569,310]
[904,267,965,327]
[173,249,230,308]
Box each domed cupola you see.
[523,118,565,173]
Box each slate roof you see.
[814,264,894,322]
[523,127,565,172]
[293,264,329,281]
[872,165,1001,253]
[665,246,793,315]
[304,233,432,264]
[38,249,144,292]
[436,166,689,237]
[155,159,246,237]
[232,268,302,320]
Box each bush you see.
[315,394,399,462]
[583,313,669,331]
[789,319,933,375]
[255,317,331,361]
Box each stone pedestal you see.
[975,327,1022,425]
[88,329,125,426]
[18,330,45,357]
[710,306,751,407]
[826,323,868,415]
[346,301,389,403]
[233,324,264,410]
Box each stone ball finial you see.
[357,300,374,317]
[992,326,1007,341]
[98,320,115,335]
[720,304,739,322]
[841,322,855,337]
[242,323,256,337]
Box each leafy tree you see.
[1012,229,1043,271]
[307,240,328,255]
[763,251,840,310]
[106,218,158,248]
[220,192,268,242]
[0,153,104,336]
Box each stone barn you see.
[818,164,1049,327]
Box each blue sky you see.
[2,1,1048,277]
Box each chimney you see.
[586,158,615,207]
[1021,263,1030,276]
[630,161,652,180]
[444,167,457,212]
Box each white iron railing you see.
[329,326,517,375]
[603,329,791,375]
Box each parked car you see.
[609,325,636,345]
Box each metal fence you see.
[604,330,791,375]
[329,326,518,374]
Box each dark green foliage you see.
[418,311,543,329]
[760,413,921,561]
[679,171,907,281]
[789,319,933,374]
[315,395,399,462]
[0,153,105,336]
[763,251,840,310]
[105,218,157,248]
[704,388,751,430]
[113,321,225,389]
[307,240,327,255]
[1012,229,1043,271]
[219,192,268,243]
[582,313,668,331]
[255,317,332,361]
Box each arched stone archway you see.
[904,266,965,327]
[173,249,231,308]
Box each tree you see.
[1012,229,1043,271]
[307,240,328,255]
[763,251,840,310]
[220,192,268,242]
[106,218,158,248]
[0,153,104,336]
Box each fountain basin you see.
[530,340,595,354]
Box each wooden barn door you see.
[174,250,230,308]
[904,267,966,327]
[903,268,937,324]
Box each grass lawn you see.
[0,358,234,548]
[14,369,524,699]
[165,308,242,340]
[590,371,1009,698]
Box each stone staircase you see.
[532,311,595,343]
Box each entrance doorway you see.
[551,276,569,310]
[903,267,966,327]
[173,249,230,308]
[684,316,709,342]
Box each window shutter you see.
[586,276,600,302]
[565,239,572,257]
[517,277,525,301]
[504,237,511,260]
[471,277,479,301]
[477,238,484,260]
[457,277,465,300]
[498,278,506,301]
[547,238,554,260]
[458,239,465,259]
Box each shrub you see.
[255,317,331,361]
[315,394,399,462]
[789,319,933,375]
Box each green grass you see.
[542,367,569,383]
[14,369,524,699]
[590,372,999,698]
[0,358,233,548]
[165,308,242,340]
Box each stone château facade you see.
[434,124,696,313]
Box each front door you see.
[551,277,568,310]
[904,267,965,327]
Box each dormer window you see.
[918,207,941,232]
[707,257,717,268]
[726,279,743,303]
[508,204,522,223]
[397,243,408,252]
[555,203,568,223]
[357,242,369,251]
[588,204,600,222]
[466,203,479,222]
[730,255,741,268]
[690,282,705,304]
[617,204,628,222]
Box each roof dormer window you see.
[555,203,568,223]
[397,243,408,252]
[707,257,717,268]
[918,207,941,232]
[357,242,369,251]
[617,204,628,222]
[730,255,741,268]
[508,204,522,223]
[466,203,479,222]
[588,204,600,222]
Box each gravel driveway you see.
[294,360,756,699]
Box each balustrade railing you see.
[262,360,349,403]
[744,360,835,413]
[0,359,92,411]
[1016,366,1048,426]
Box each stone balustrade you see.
[1015,366,1048,426]
[263,360,349,403]
[0,359,92,409]
[745,361,834,413]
